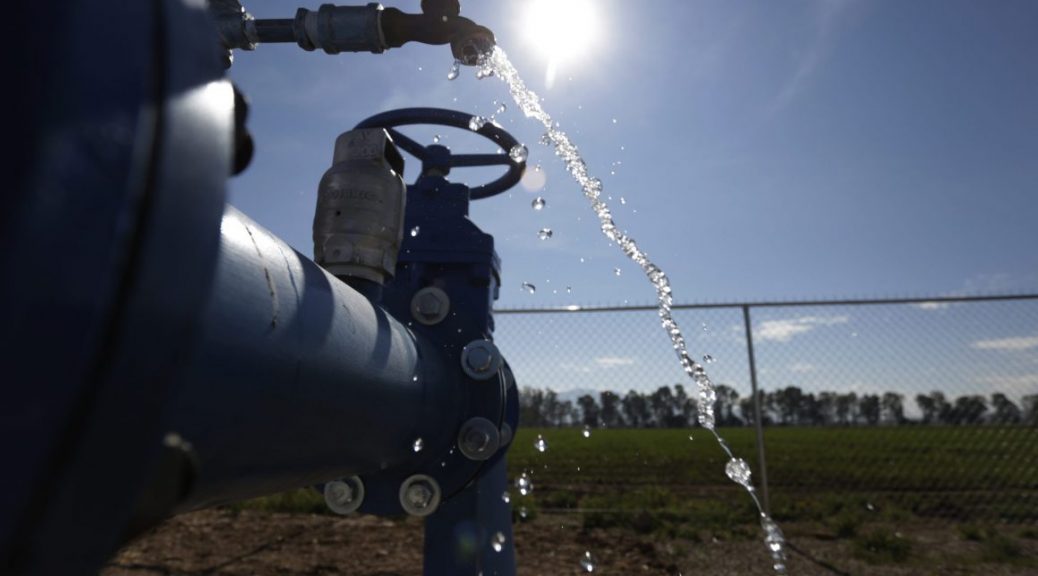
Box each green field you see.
[239,426,1037,531]
[507,426,1038,530]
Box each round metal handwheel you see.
[355,107,525,199]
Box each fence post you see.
[743,305,771,515]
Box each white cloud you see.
[771,0,854,110]
[559,356,637,373]
[559,362,593,374]
[789,362,818,373]
[978,374,1038,391]
[756,315,850,343]
[594,356,637,368]
[971,335,1038,352]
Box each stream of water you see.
[470,47,789,573]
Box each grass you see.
[508,426,1038,525]
[231,426,1037,536]
[852,528,912,564]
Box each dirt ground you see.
[103,509,1037,576]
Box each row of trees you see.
[518,385,1038,428]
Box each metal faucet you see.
[209,0,495,66]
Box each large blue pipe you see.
[170,206,458,510]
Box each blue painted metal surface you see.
[354,108,523,575]
[2,2,520,574]
[168,206,456,511]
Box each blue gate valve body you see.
[333,108,525,575]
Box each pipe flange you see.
[499,422,513,447]
[399,474,441,516]
[461,339,502,380]
[457,417,500,461]
[324,476,364,515]
[411,287,451,325]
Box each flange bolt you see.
[324,476,364,515]
[461,340,502,380]
[458,417,500,461]
[399,474,441,516]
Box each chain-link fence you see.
[494,294,1038,525]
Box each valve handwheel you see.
[355,107,525,199]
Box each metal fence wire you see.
[493,294,1038,523]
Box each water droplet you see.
[531,197,546,210]
[566,286,572,293]
[521,282,536,294]
[413,438,424,452]
[417,66,423,71]
[515,472,533,496]
[469,115,487,131]
[447,59,460,80]
[620,196,626,205]
[725,458,753,489]
[614,268,621,276]
[688,434,694,441]
[496,102,507,115]
[534,434,548,452]
[582,425,591,438]
[761,516,788,573]
[432,134,441,144]
[703,354,715,364]
[412,375,419,382]
[580,550,595,572]
[534,163,542,172]
[410,226,420,237]
[538,228,553,240]
[502,491,511,504]
[519,506,528,519]
[491,531,506,552]
[579,257,585,263]
[611,118,618,124]
[509,144,528,163]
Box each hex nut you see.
[410,287,450,325]
[399,474,441,516]
[324,476,364,515]
[461,340,503,380]
[457,417,501,461]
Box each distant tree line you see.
[519,385,1038,428]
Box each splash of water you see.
[478,46,787,573]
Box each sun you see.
[520,0,601,68]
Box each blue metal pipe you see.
[170,206,458,510]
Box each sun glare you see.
[520,0,601,65]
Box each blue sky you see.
[227,0,1037,401]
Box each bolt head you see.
[405,483,433,509]
[465,347,493,372]
[456,417,500,461]
[327,481,353,506]
[415,292,443,316]
[462,428,491,452]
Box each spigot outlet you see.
[380,8,495,65]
